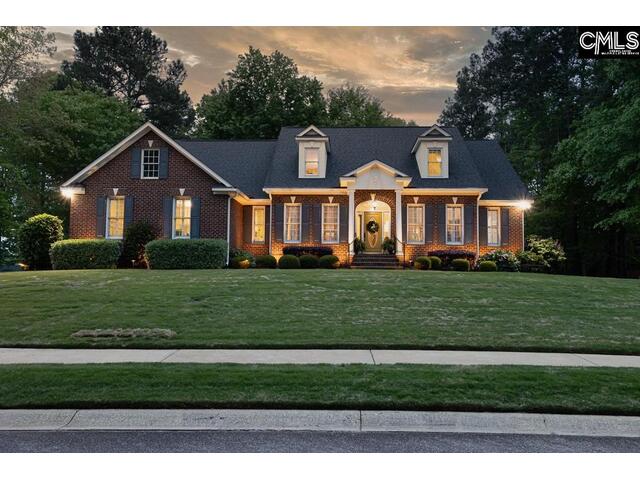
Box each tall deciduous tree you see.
[61,27,194,135]
[325,84,411,127]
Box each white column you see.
[395,188,403,255]
[348,188,355,254]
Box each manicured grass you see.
[0,364,639,415]
[0,269,639,353]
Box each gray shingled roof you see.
[177,140,276,198]
[465,140,530,200]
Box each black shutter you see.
[313,204,322,242]
[96,196,107,238]
[191,197,201,238]
[339,204,348,243]
[124,196,134,230]
[425,205,434,243]
[243,206,252,244]
[438,204,446,244]
[302,204,313,242]
[159,148,169,179]
[464,204,474,244]
[163,196,173,238]
[130,148,141,179]
[401,204,407,242]
[479,207,488,246]
[274,204,284,242]
[501,207,510,246]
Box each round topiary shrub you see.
[278,254,301,269]
[479,260,497,272]
[255,254,277,268]
[17,214,64,270]
[414,256,431,270]
[229,255,251,269]
[451,258,470,271]
[427,256,442,270]
[299,254,319,269]
[318,254,340,269]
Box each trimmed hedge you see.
[50,239,121,270]
[278,254,301,269]
[17,214,64,270]
[479,260,498,272]
[318,254,340,269]
[255,255,277,268]
[428,249,475,269]
[451,258,471,272]
[145,239,227,269]
[427,256,442,270]
[414,256,431,270]
[299,254,319,269]
[282,246,333,257]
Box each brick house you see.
[61,122,530,265]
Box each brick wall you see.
[69,132,229,239]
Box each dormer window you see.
[428,149,442,176]
[304,148,320,176]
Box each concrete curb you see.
[1,410,639,437]
[1,348,640,368]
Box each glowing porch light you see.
[516,200,532,210]
[61,188,74,199]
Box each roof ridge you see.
[177,138,277,143]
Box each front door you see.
[363,212,383,252]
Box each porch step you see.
[350,254,401,269]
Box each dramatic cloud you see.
[45,26,492,124]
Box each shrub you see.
[255,254,277,268]
[318,254,340,269]
[451,258,470,271]
[427,256,442,270]
[382,237,396,254]
[299,254,319,269]
[278,254,301,269]
[229,256,251,269]
[517,250,549,273]
[428,249,475,269]
[353,238,365,254]
[478,260,498,272]
[50,239,121,270]
[282,246,333,257]
[524,235,566,273]
[120,221,157,268]
[17,214,64,270]
[414,256,431,270]
[478,249,520,272]
[145,239,227,269]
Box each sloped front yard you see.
[0,269,639,353]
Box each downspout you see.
[476,192,483,259]
[226,194,231,266]
[268,193,273,255]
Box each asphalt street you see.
[1,430,639,452]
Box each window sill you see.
[407,241,425,245]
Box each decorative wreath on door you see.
[366,220,380,234]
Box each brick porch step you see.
[350,253,402,269]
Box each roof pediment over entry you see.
[339,160,411,189]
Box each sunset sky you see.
[45,26,493,125]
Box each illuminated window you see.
[173,197,191,239]
[252,206,265,243]
[284,204,301,243]
[141,149,160,179]
[446,205,463,245]
[407,204,424,244]
[106,197,125,239]
[487,207,500,246]
[304,148,319,176]
[322,204,339,243]
[428,149,442,176]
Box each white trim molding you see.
[263,188,347,195]
[479,199,534,208]
[403,188,488,196]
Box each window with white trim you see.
[141,149,160,179]
[427,148,442,176]
[173,197,191,239]
[106,196,125,239]
[446,205,463,245]
[487,207,500,246]
[407,204,424,244]
[304,148,319,176]
[284,204,301,243]
[322,204,339,243]
[252,206,266,243]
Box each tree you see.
[196,47,327,139]
[325,84,411,127]
[0,27,56,96]
[61,27,194,135]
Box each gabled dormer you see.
[411,125,452,179]
[296,125,330,179]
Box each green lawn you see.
[1,363,639,414]
[0,269,639,353]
